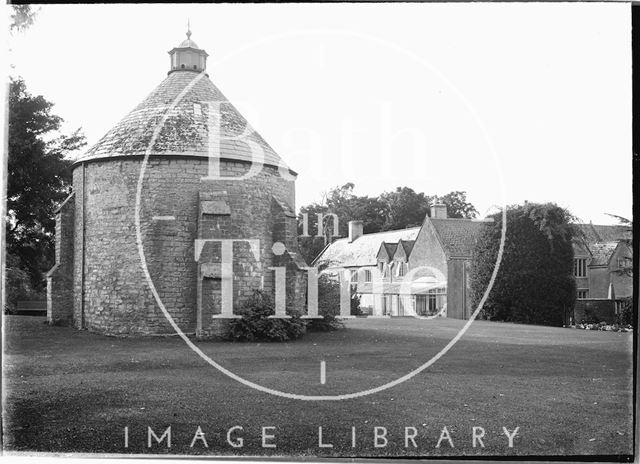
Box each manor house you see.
[313,205,492,319]
[314,208,632,320]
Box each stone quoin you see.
[47,28,307,336]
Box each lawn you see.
[1,315,634,458]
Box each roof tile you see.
[588,241,619,266]
[314,228,421,268]
[429,218,490,257]
[76,71,292,172]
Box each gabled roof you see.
[75,71,294,174]
[383,242,398,259]
[399,239,415,257]
[576,223,631,243]
[376,243,390,261]
[313,227,420,268]
[588,241,620,266]
[572,223,631,262]
[428,218,491,258]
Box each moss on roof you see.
[429,218,491,258]
[76,71,293,173]
[315,227,421,268]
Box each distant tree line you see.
[297,183,478,264]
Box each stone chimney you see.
[432,204,448,219]
[348,220,363,243]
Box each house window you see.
[397,262,406,277]
[577,289,589,299]
[618,257,632,269]
[415,295,427,315]
[364,269,372,282]
[574,258,587,277]
[427,287,447,314]
[350,269,358,286]
[428,292,437,312]
[378,261,384,274]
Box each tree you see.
[10,5,38,32]
[349,195,388,233]
[324,183,388,236]
[604,213,632,226]
[297,185,480,264]
[6,78,86,291]
[305,273,348,331]
[297,184,389,264]
[435,191,478,219]
[380,187,432,230]
[380,188,477,230]
[469,202,577,327]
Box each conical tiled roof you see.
[75,70,294,173]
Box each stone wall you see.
[271,197,308,314]
[587,266,611,299]
[46,192,75,324]
[446,259,466,319]
[408,219,447,279]
[609,244,633,299]
[71,156,301,335]
[73,164,85,329]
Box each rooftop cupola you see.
[168,24,208,75]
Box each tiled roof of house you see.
[75,71,293,173]
[572,223,631,260]
[383,242,398,259]
[588,241,620,266]
[576,223,631,243]
[313,227,421,268]
[399,239,415,257]
[429,218,491,258]
[316,218,630,269]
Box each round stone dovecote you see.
[47,31,307,336]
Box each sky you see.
[4,3,632,224]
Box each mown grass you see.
[2,315,633,459]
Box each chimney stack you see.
[348,220,363,243]
[432,204,448,219]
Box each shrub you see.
[225,290,306,342]
[615,297,633,327]
[306,274,345,332]
[351,293,363,316]
[470,203,577,327]
[579,310,600,325]
[4,253,42,314]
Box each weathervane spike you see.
[186,19,191,39]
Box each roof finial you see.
[186,18,191,40]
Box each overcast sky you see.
[6,3,631,224]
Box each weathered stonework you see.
[68,157,306,336]
[47,192,75,324]
[47,33,308,336]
